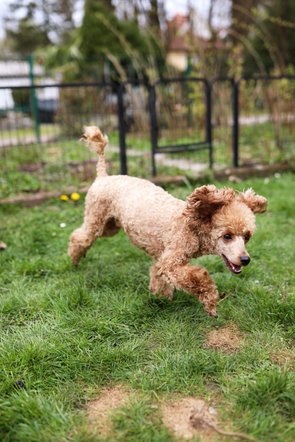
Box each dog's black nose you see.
[240,255,250,266]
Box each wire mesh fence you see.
[211,78,234,168]
[238,77,295,165]
[0,82,121,199]
[149,78,212,175]
[117,81,152,177]
[0,75,294,199]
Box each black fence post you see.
[205,80,213,168]
[232,79,240,168]
[28,54,41,144]
[148,84,158,177]
[117,83,128,175]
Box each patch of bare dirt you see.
[18,162,45,172]
[205,325,243,353]
[271,349,295,368]
[86,385,132,437]
[161,397,218,441]
[47,146,62,158]
[161,397,259,442]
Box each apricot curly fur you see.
[68,126,267,317]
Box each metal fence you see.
[148,78,213,176]
[1,75,294,199]
[211,75,295,168]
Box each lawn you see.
[0,173,295,441]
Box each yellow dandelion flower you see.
[60,194,69,201]
[70,192,80,201]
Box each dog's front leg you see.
[157,259,219,317]
[149,264,174,299]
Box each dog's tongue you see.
[229,261,241,273]
[222,255,242,274]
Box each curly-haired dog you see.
[68,127,267,317]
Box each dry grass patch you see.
[161,397,218,441]
[161,396,260,442]
[270,349,295,368]
[47,147,62,158]
[205,324,243,353]
[86,385,132,437]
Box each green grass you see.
[0,173,295,441]
[0,123,59,140]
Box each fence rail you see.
[1,75,295,198]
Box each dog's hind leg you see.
[69,126,118,265]
[68,202,114,265]
[68,221,100,265]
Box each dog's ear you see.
[239,188,267,213]
[185,185,235,222]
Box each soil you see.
[161,397,218,441]
[205,324,243,353]
[270,349,295,368]
[85,386,252,441]
[86,385,132,437]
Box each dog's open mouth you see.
[222,254,242,274]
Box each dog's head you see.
[185,185,267,274]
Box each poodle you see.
[68,126,267,317]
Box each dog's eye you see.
[223,233,233,241]
[244,233,251,242]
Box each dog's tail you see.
[80,126,108,177]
